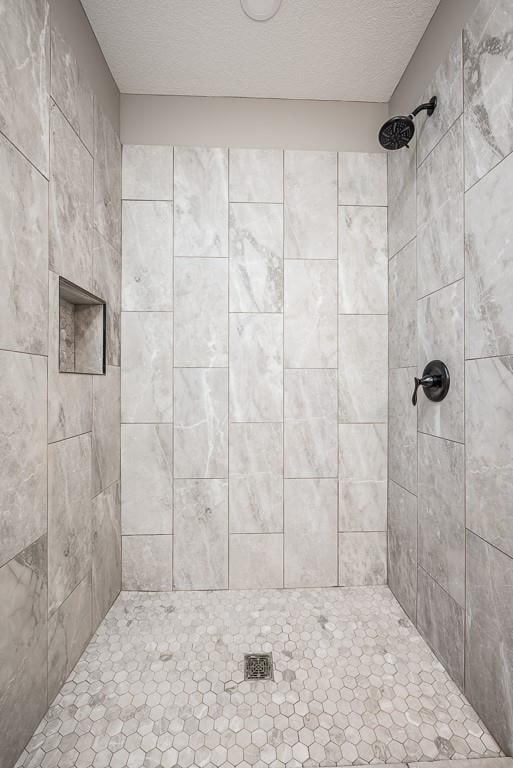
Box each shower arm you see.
[410,96,437,119]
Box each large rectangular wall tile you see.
[174,368,228,479]
[122,145,173,200]
[417,117,464,298]
[418,433,465,606]
[229,423,283,533]
[339,532,387,586]
[339,315,387,422]
[284,369,337,478]
[417,566,464,690]
[121,312,173,423]
[388,481,417,622]
[284,479,337,588]
[418,280,464,443]
[48,573,91,703]
[0,0,49,176]
[339,424,387,532]
[229,534,283,589]
[465,149,513,358]
[389,367,417,493]
[122,535,173,591]
[92,365,120,496]
[284,150,337,260]
[338,152,387,206]
[48,433,91,614]
[466,531,513,754]
[121,424,173,535]
[174,257,228,367]
[0,351,46,568]
[229,202,283,313]
[49,103,93,289]
[93,229,121,366]
[0,536,47,768]
[389,240,417,368]
[338,206,387,315]
[174,146,228,258]
[466,356,513,559]
[388,138,416,257]
[285,260,337,368]
[0,134,48,355]
[174,479,228,590]
[229,148,283,203]
[230,314,283,422]
[122,201,173,311]
[92,481,121,631]
[464,0,513,188]
[94,104,121,252]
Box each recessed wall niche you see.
[59,277,106,375]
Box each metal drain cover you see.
[244,653,274,681]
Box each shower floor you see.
[16,586,503,768]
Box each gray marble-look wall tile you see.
[338,205,387,315]
[388,139,416,258]
[92,481,121,631]
[48,573,91,703]
[284,479,337,588]
[229,148,283,203]
[284,369,337,478]
[465,148,513,359]
[93,229,121,366]
[122,535,173,591]
[174,368,228,479]
[92,365,120,496]
[122,201,173,311]
[466,530,513,754]
[417,35,463,167]
[0,350,46,568]
[48,433,91,615]
[388,480,417,622]
[0,536,47,768]
[229,423,283,534]
[174,146,228,258]
[230,534,284,590]
[466,356,513,560]
[284,150,337,260]
[49,103,93,289]
[121,311,173,423]
[50,26,93,153]
[0,134,48,355]
[338,152,387,206]
[229,202,283,313]
[59,298,74,371]
[339,315,387,423]
[339,532,387,586]
[0,0,49,176]
[464,0,513,188]
[418,432,465,606]
[417,117,464,298]
[94,104,121,252]
[417,280,464,443]
[174,479,228,590]
[230,314,283,422]
[389,239,417,368]
[285,260,337,368]
[122,145,173,201]
[74,303,103,374]
[389,367,417,493]
[121,424,173,536]
[174,257,228,367]
[339,423,387,532]
[417,566,464,690]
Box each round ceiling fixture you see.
[241,0,282,21]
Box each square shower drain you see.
[244,653,274,681]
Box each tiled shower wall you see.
[0,4,121,767]
[121,147,388,591]
[388,0,513,754]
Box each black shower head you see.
[378,96,437,150]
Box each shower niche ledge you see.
[59,277,106,375]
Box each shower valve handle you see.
[412,375,439,406]
[411,360,451,407]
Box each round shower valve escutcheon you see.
[412,360,450,406]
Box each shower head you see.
[378,96,437,150]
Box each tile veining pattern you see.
[388,0,513,755]
[15,587,502,768]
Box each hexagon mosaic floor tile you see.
[16,586,502,768]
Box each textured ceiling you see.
[81,0,440,102]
